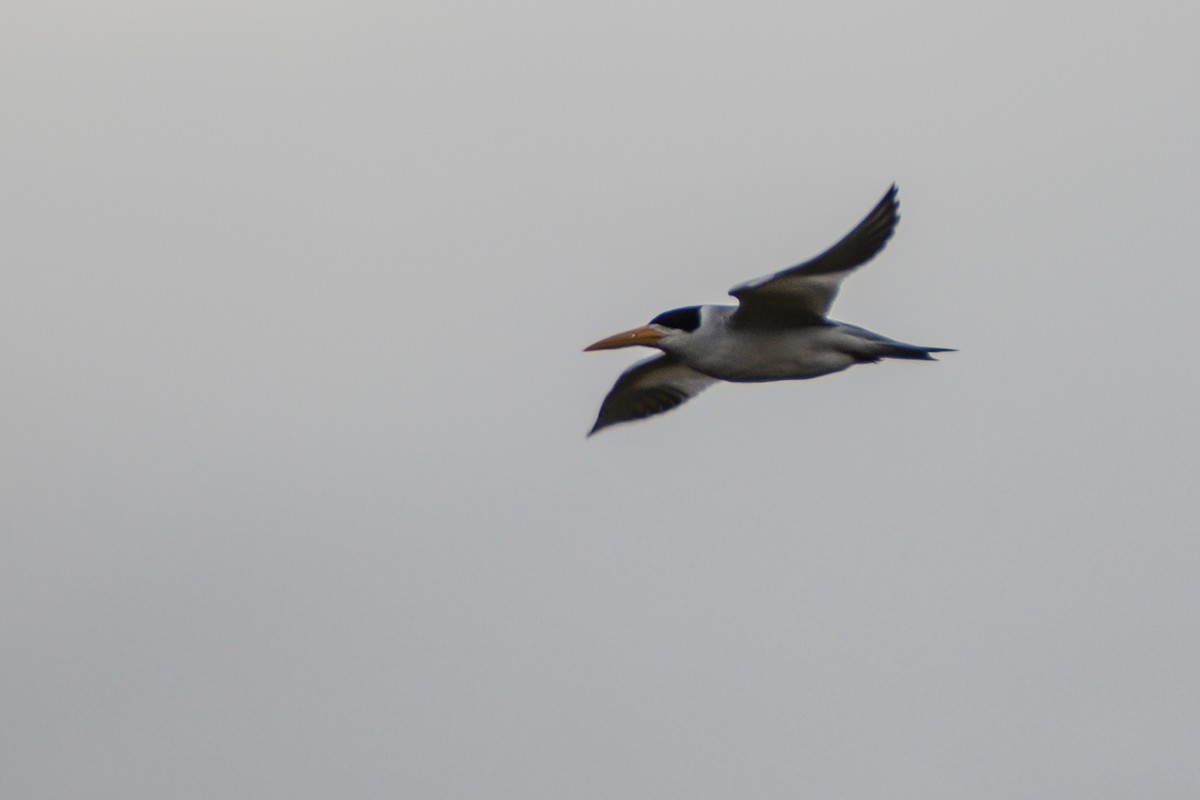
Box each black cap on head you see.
[649,306,702,333]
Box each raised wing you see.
[589,354,719,435]
[728,185,900,328]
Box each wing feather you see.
[589,354,719,435]
[729,185,900,327]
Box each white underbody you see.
[662,306,925,383]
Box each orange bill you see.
[583,325,664,352]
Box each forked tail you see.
[881,343,956,361]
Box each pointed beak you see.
[584,325,664,352]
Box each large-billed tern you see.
[584,185,952,435]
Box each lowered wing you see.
[728,184,900,328]
[589,354,719,435]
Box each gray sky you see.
[4,1,1199,797]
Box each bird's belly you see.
[692,329,858,382]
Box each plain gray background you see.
[4,1,1199,798]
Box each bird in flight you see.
[584,185,952,435]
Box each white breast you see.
[672,311,861,382]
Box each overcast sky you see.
[4,1,1199,798]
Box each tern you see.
[584,185,952,435]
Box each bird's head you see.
[584,306,702,353]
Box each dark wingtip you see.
[885,183,900,216]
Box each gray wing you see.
[589,354,719,436]
[728,185,899,328]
